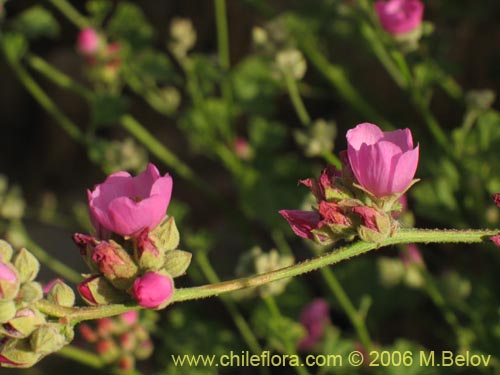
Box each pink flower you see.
[131,272,174,309]
[88,163,173,237]
[401,244,424,266]
[278,210,321,240]
[346,123,419,198]
[77,28,100,55]
[78,277,98,305]
[374,0,424,35]
[298,299,330,350]
[490,235,500,248]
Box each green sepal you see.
[0,338,42,368]
[13,248,40,283]
[0,309,46,339]
[19,282,43,304]
[0,240,13,262]
[162,250,192,278]
[0,300,17,323]
[30,324,67,355]
[47,281,75,307]
[79,276,128,306]
[151,216,179,252]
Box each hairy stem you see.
[35,228,498,323]
[49,0,90,29]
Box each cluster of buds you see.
[74,164,190,309]
[0,241,75,368]
[76,27,122,83]
[280,123,419,245]
[78,311,153,372]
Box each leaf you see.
[14,6,60,40]
[90,94,129,126]
[107,2,154,51]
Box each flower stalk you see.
[34,228,498,323]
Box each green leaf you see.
[107,2,154,50]
[86,0,113,24]
[1,33,28,63]
[90,94,129,126]
[14,6,60,40]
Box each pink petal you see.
[346,123,384,150]
[279,210,321,239]
[382,128,414,151]
[389,144,419,193]
[132,163,161,198]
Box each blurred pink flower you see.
[374,0,424,35]
[88,163,173,238]
[120,311,139,325]
[131,272,174,309]
[77,28,100,55]
[298,299,330,350]
[402,243,424,266]
[347,123,419,198]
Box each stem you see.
[318,265,373,351]
[296,33,393,129]
[196,252,264,355]
[20,226,82,284]
[57,345,104,368]
[35,228,499,322]
[3,54,86,144]
[263,296,310,375]
[49,0,89,29]
[284,72,311,127]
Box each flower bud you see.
[0,300,17,324]
[131,272,174,309]
[47,280,75,307]
[78,323,98,343]
[19,282,43,304]
[119,331,136,352]
[0,240,13,262]
[96,338,120,364]
[13,248,39,283]
[150,216,180,252]
[96,317,118,337]
[77,27,100,56]
[120,311,139,326]
[134,339,153,360]
[352,206,394,243]
[298,299,330,350]
[275,49,307,80]
[72,233,99,272]
[169,18,197,58]
[91,241,138,290]
[0,338,42,368]
[0,262,19,300]
[30,324,67,355]
[118,354,135,371]
[78,276,127,306]
[162,250,192,278]
[1,308,46,338]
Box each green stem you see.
[20,225,82,284]
[27,54,92,99]
[196,252,264,355]
[318,266,373,350]
[297,34,393,129]
[49,0,89,29]
[35,228,498,323]
[284,72,311,127]
[4,54,86,144]
[57,345,104,368]
[263,296,310,375]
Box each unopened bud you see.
[1,308,45,339]
[131,271,174,309]
[276,49,307,80]
[92,241,138,290]
[13,248,39,283]
[30,324,67,355]
[78,276,127,305]
[47,280,75,307]
[169,18,197,58]
[118,354,135,371]
[135,338,154,360]
[78,323,98,343]
[162,250,192,278]
[19,282,43,304]
[151,216,180,252]
[96,338,120,364]
[0,338,41,368]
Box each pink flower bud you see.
[402,244,424,266]
[278,210,321,240]
[374,0,424,35]
[42,278,64,294]
[234,137,252,160]
[491,235,500,247]
[346,123,419,198]
[120,311,139,325]
[298,299,330,350]
[131,272,174,309]
[78,323,98,343]
[91,241,138,289]
[88,163,173,238]
[77,28,100,55]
